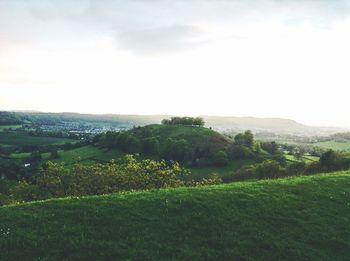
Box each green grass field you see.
[313,141,350,151]
[0,131,75,147]
[52,145,124,165]
[0,171,349,260]
[284,153,320,163]
[0,125,22,132]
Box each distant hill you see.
[202,115,345,136]
[1,171,349,260]
[1,111,346,136]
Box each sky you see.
[0,0,350,127]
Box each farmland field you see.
[0,131,75,147]
[53,145,124,165]
[313,141,350,151]
[0,125,22,132]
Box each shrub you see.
[255,160,287,179]
[213,150,228,166]
[13,155,189,202]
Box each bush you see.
[256,160,287,179]
[223,166,258,182]
[229,145,254,160]
[13,155,189,202]
[213,150,228,166]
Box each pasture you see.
[0,171,349,260]
[0,131,75,147]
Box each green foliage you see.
[162,117,204,126]
[212,150,228,166]
[229,144,255,160]
[255,160,287,179]
[30,151,42,162]
[161,138,192,163]
[224,160,287,181]
[50,150,59,159]
[13,156,189,202]
[141,137,159,155]
[234,130,254,147]
[261,141,279,154]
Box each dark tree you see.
[213,150,228,166]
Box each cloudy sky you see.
[1,0,350,127]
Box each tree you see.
[30,151,42,163]
[213,150,228,166]
[50,150,59,159]
[256,160,286,179]
[141,137,159,155]
[261,141,279,155]
[229,145,254,160]
[161,138,192,163]
[320,150,337,167]
[161,117,205,127]
[234,130,254,147]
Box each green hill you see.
[1,171,349,260]
[130,124,232,151]
[95,124,235,169]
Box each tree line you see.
[161,117,205,127]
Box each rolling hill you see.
[2,111,346,136]
[130,123,232,152]
[0,171,349,260]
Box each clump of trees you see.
[162,117,205,127]
[223,148,350,182]
[228,130,262,161]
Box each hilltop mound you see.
[96,124,233,166]
[0,171,349,260]
[131,124,232,151]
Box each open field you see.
[0,131,75,147]
[0,171,349,260]
[284,153,320,163]
[52,145,124,165]
[0,125,22,132]
[313,141,350,151]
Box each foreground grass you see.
[0,172,349,260]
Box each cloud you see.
[115,24,206,54]
[0,0,350,54]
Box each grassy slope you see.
[53,146,124,165]
[0,172,349,260]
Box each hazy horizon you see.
[1,0,350,128]
[2,109,349,130]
